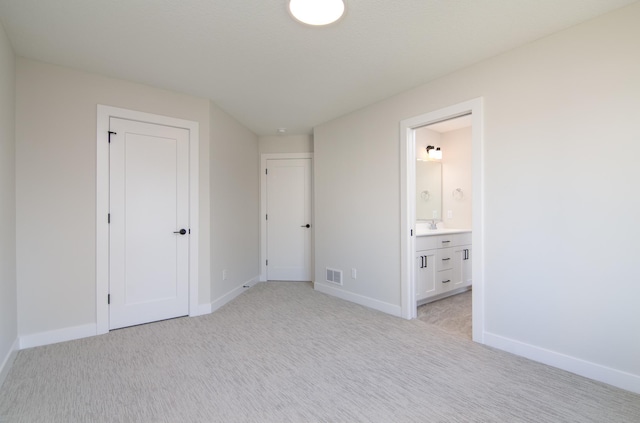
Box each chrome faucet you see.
[429,219,438,230]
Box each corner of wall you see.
[0,17,18,392]
[208,101,260,303]
[0,339,18,390]
[210,276,260,313]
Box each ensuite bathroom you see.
[414,114,473,339]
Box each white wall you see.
[314,109,402,309]
[15,59,212,337]
[441,127,472,229]
[0,21,17,384]
[259,134,313,154]
[209,101,260,302]
[314,2,640,390]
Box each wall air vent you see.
[326,268,343,285]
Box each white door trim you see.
[399,98,485,343]
[260,153,314,281]
[96,105,199,335]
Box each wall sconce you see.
[426,145,442,161]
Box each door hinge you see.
[188,228,191,234]
[108,131,116,143]
[107,294,110,305]
[108,213,110,224]
[265,169,268,175]
[265,214,268,220]
[410,229,413,236]
[266,260,268,266]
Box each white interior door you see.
[109,117,189,329]
[266,158,312,281]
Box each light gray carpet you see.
[1,282,639,422]
[417,290,472,339]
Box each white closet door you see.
[109,117,189,329]
[266,158,312,281]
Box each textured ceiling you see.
[0,0,635,135]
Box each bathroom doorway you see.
[415,116,473,338]
[399,98,485,343]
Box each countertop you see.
[416,228,471,236]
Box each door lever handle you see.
[300,224,311,228]
[173,229,187,235]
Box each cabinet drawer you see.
[416,236,437,251]
[435,232,472,248]
[436,247,454,271]
[438,269,454,292]
[435,235,456,248]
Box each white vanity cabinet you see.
[453,245,472,290]
[416,231,471,302]
[416,236,437,301]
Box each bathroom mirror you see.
[416,161,442,220]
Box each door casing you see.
[96,105,199,335]
[399,98,484,343]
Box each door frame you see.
[260,153,314,281]
[96,105,199,335]
[399,97,485,343]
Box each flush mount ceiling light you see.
[289,0,345,26]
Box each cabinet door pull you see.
[442,257,450,261]
[443,279,451,283]
[442,240,450,243]
[424,256,427,268]
[465,249,469,260]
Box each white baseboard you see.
[484,332,640,395]
[19,323,97,350]
[16,278,261,351]
[210,276,260,313]
[314,282,402,317]
[0,338,19,389]
[191,302,213,316]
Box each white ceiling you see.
[0,0,635,135]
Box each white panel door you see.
[266,159,312,281]
[109,117,189,329]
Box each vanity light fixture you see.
[288,0,345,26]
[426,145,442,161]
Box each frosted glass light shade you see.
[428,147,442,161]
[289,0,345,26]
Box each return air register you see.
[325,268,343,285]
